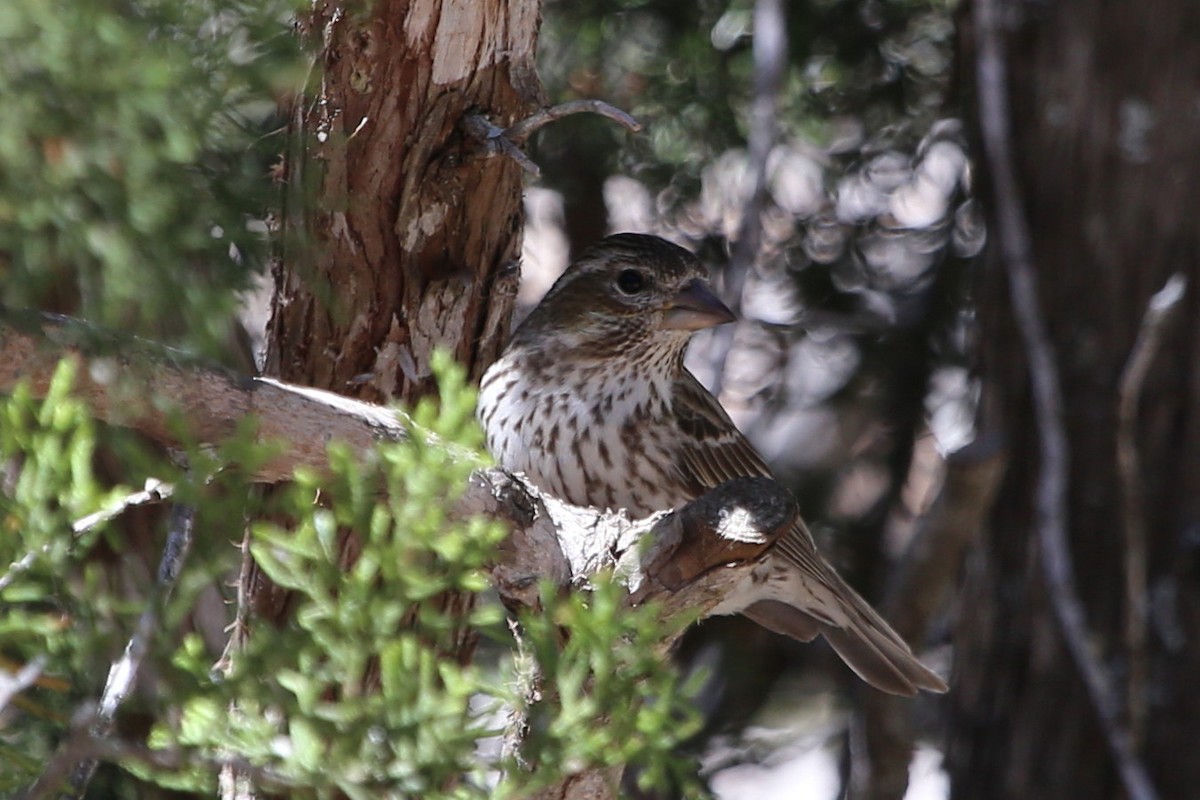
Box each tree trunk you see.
[248,0,542,632]
[950,1,1200,797]
[267,0,542,396]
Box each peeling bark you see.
[267,0,543,398]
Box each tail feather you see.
[821,622,946,696]
[742,573,947,697]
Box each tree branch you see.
[855,434,1008,800]
[1116,272,1187,747]
[0,306,410,482]
[462,101,641,178]
[504,100,642,145]
[731,0,785,278]
[708,0,787,400]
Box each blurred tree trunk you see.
[951,2,1200,798]
[252,0,541,635]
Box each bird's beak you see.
[661,279,736,331]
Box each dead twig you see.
[1116,272,1187,747]
[73,479,174,534]
[462,101,642,178]
[0,480,173,594]
[461,113,542,176]
[503,99,641,145]
[0,550,41,595]
[973,0,1158,798]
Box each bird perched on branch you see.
[478,232,946,696]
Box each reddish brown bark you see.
[266,0,543,398]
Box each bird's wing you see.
[670,370,829,575]
[670,369,775,487]
[672,370,947,695]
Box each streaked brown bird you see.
[478,233,946,695]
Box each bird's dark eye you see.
[616,269,648,295]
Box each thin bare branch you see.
[54,503,196,800]
[19,708,98,800]
[1116,272,1187,747]
[503,99,642,145]
[0,550,39,594]
[0,656,46,713]
[0,480,174,595]
[72,479,174,535]
[462,101,640,179]
[731,0,786,276]
[973,0,1158,798]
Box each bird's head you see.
[510,233,735,364]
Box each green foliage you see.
[0,362,130,792]
[0,0,307,357]
[0,362,116,558]
[136,353,508,798]
[1,355,701,797]
[510,576,706,797]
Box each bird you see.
[478,232,946,696]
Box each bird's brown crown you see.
[509,233,717,360]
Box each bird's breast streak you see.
[481,358,688,518]
[548,389,679,515]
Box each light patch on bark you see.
[430,0,491,85]
[504,1,540,70]
[410,279,473,372]
[342,311,373,368]
[400,202,448,252]
[330,211,358,254]
[402,0,436,49]
[371,340,405,398]
[365,315,411,397]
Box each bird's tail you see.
[743,559,947,696]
